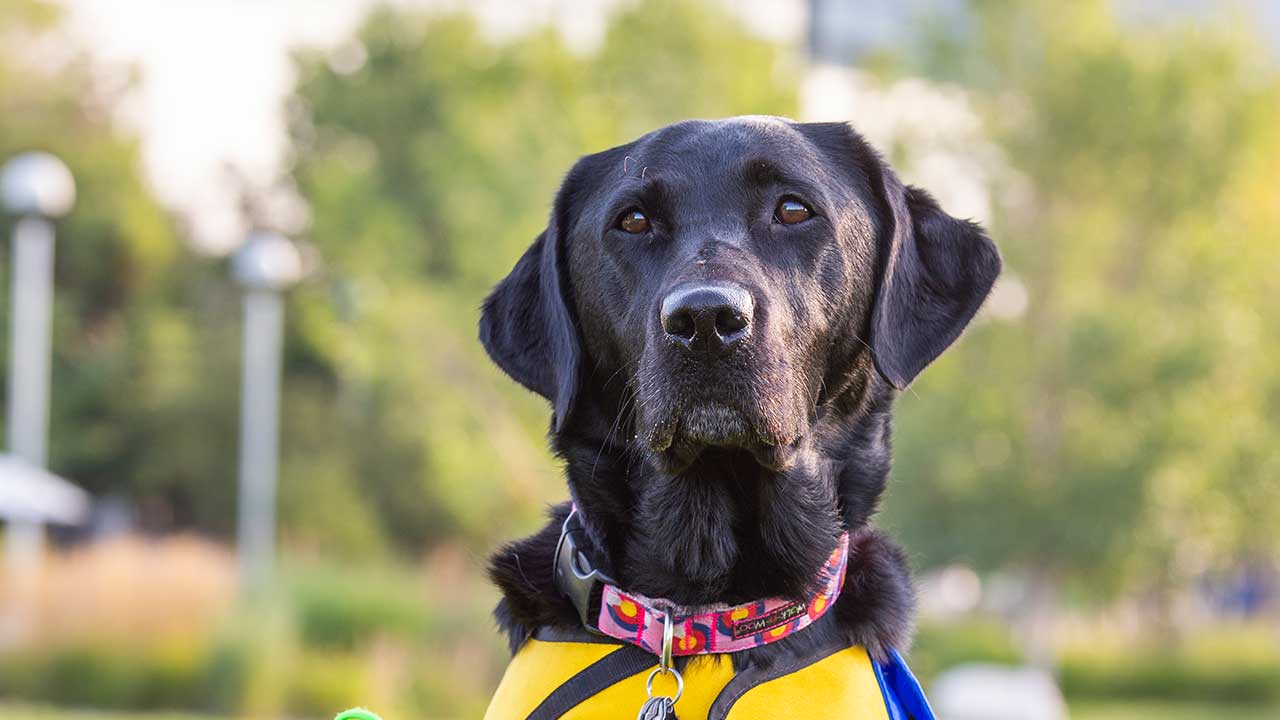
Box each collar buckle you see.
[553,508,616,632]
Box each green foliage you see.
[2,2,1277,713]
[907,618,1023,683]
[0,640,345,715]
[0,0,795,556]
[1059,624,1280,703]
[882,0,1280,595]
[280,0,796,553]
[2,552,1274,714]
[0,556,504,716]
[0,703,1274,720]
[285,652,371,718]
[0,0,242,532]
[200,637,253,715]
[910,619,1280,705]
[0,705,220,720]
[1071,700,1280,720]
[289,563,432,650]
[0,643,209,712]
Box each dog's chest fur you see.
[488,381,917,669]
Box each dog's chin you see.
[647,402,801,475]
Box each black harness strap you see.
[525,644,657,720]
[705,636,849,720]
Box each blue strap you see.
[872,649,936,720]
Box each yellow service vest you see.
[484,637,894,720]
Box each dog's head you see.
[482,117,999,476]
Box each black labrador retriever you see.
[479,116,1000,718]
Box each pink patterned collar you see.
[553,508,850,657]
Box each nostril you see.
[661,283,755,348]
[664,310,696,340]
[715,308,748,337]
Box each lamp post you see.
[0,152,75,575]
[232,231,304,594]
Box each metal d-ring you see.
[660,609,674,671]
[643,609,683,704]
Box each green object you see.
[335,708,382,720]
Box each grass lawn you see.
[1071,700,1280,720]
[0,705,219,720]
[3,700,1279,720]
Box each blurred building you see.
[808,0,969,66]
[809,0,1280,66]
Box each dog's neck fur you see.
[488,364,916,664]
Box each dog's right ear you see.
[798,121,1000,390]
[868,169,1002,390]
[479,179,582,432]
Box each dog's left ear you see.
[869,161,1002,389]
[479,179,582,431]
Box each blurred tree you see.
[281,0,797,554]
[882,0,1280,616]
[0,0,797,559]
[5,0,1274,600]
[0,0,242,533]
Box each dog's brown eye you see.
[775,197,812,225]
[617,209,650,234]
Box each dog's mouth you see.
[646,402,801,474]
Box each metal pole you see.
[237,288,284,593]
[5,216,55,574]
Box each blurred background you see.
[0,0,1277,718]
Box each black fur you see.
[479,117,1000,667]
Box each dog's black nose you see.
[660,283,754,351]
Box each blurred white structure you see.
[799,64,1000,225]
[0,152,89,577]
[918,563,984,618]
[0,456,91,525]
[1,152,76,218]
[232,231,305,593]
[798,61,1033,328]
[931,664,1069,720]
